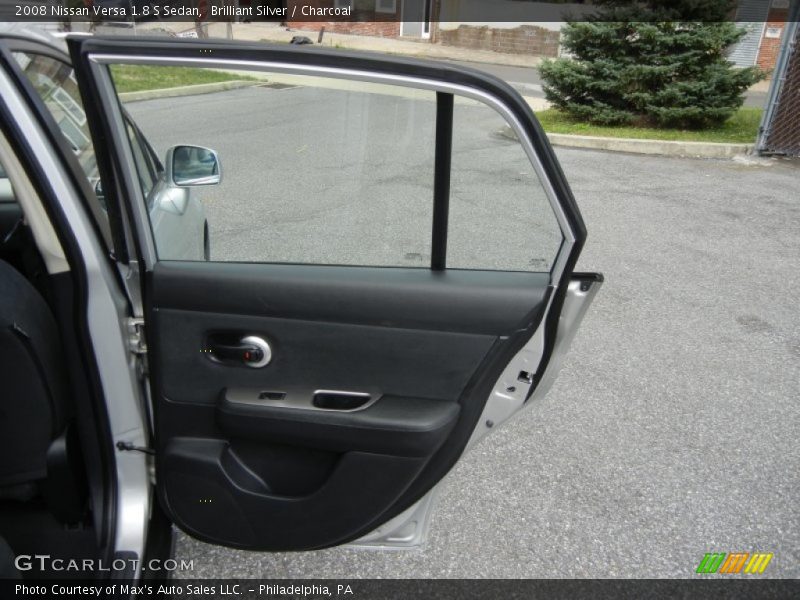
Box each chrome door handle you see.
[209,335,272,368]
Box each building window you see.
[375,0,396,13]
[334,0,353,9]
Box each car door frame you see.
[66,36,595,550]
[0,35,156,574]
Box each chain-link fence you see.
[757,13,800,156]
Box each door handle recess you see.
[209,335,272,368]
[217,392,461,457]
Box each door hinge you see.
[127,317,147,354]
[126,317,148,375]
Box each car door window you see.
[449,101,562,272]
[125,120,157,204]
[110,64,562,271]
[12,51,111,235]
[119,70,437,266]
[14,53,95,182]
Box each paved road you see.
[127,86,799,578]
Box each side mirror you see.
[165,145,221,187]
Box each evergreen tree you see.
[539,0,765,128]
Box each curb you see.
[545,133,753,159]
[501,125,753,159]
[121,78,753,159]
[119,80,259,103]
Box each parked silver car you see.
[0,24,217,262]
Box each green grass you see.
[535,107,762,144]
[110,64,759,144]
[110,65,258,94]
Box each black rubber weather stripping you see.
[431,92,453,271]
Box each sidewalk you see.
[125,20,762,158]
[132,20,771,94]
[137,21,543,68]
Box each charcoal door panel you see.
[147,262,550,550]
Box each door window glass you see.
[13,51,111,238]
[125,120,157,202]
[14,53,97,186]
[448,99,562,272]
[108,63,563,271]
[118,68,437,266]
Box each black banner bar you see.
[3,578,800,599]
[0,0,798,24]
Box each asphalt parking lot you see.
[128,87,799,578]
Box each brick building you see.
[281,0,792,69]
[285,1,425,40]
[756,1,793,70]
[436,24,561,58]
[284,0,573,56]
[730,0,794,72]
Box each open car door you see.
[67,36,602,551]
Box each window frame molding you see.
[71,42,581,286]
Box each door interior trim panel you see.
[150,262,551,336]
[145,263,553,550]
[153,308,497,406]
[61,36,591,554]
[161,438,432,549]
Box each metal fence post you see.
[757,1,800,156]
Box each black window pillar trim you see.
[431,92,453,271]
[67,40,144,270]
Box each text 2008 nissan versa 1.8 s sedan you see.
[0,25,601,581]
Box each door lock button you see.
[242,347,263,363]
